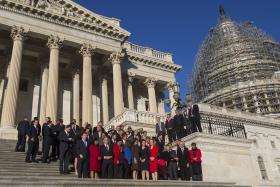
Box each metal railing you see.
[200,113,247,139]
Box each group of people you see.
[15,99,203,181]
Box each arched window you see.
[257,156,268,180]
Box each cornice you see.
[0,0,130,42]
[126,53,181,73]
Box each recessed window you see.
[19,79,28,92]
[271,141,276,149]
[257,156,268,180]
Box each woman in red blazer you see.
[89,138,101,179]
[189,142,202,181]
[113,139,125,179]
[149,138,159,181]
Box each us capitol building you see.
[0,1,280,187]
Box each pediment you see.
[0,0,130,41]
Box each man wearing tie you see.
[42,121,54,163]
[177,141,191,181]
[101,136,113,178]
[59,125,72,174]
[25,119,41,163]
[76,131,89,178]
[155,116,166,141]
[187,98,202,133]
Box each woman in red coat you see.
[113,139,125,179]
[89,138,101,179]
[149,138,159,181]
[189,142,202,181]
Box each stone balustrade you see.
[105,109,166,131]
[124,42,173,63]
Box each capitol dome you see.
[190,6,280,116]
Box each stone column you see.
[127,73,135,110]
[157,92,165,114]
[253,94,260,113]
[39,61,49,125]
[145,77,157,113]
[72,66,80,124]
[242,96,248,112]
[109,52,124,116]
[101,75,109,124]
[45,35,63,123]
[79,43,94,126]
[0,26,26,128]
[167,82,176,115]
[264,93,271,112]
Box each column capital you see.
[47,35,63,49]
[166,81,178,91]
[127,72,136,85]
[145,77,157,88]
[109,52,124,65]
[79,43,95,57]
[10,25,27,41]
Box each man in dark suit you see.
[15,116,29,152]
[42,121,54,163]
[92,121,105,134]
[42,117,51,155]
[59,124,72,174]
[76,131,89,178]
[25,119,41,163]
[165,113,176,143]
[187,99,202,133]
[177,141,191,181]
[51,119,64,161]
[155,116,166,141]
[100,136,113,179]
[173,109,186,139]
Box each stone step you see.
[0,178,249,187]
[0,140,250,187]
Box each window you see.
[271,141,276,149]
[19,79,28,92]
[257,156,268,180]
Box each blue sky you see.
[74,0,280,100]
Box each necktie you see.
[83,140,87,147]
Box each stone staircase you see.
[0,139,251,187]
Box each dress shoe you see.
[25,160,32,163]
[32,160,39,163]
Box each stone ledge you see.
[0,128,17,140]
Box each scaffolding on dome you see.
[188,6,280,116]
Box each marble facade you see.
[0,0,181,138]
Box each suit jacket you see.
[76,139,89,159]
[92,126,105,134]
[155,122,166,134]
[165,118,174,130]
[177,147,190,166]
[17,120,30,135]
[43,125,54,145]
[28,125,41,142]
[52,124,64,138]
[188,104,200,119]
[100,144,113,159]
[173,114,185,130]
[59,130,70,153]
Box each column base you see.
[0,127,17,140]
